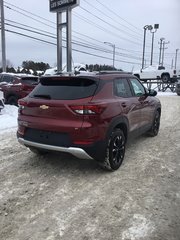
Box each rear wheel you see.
[99,129,126,171]
[148,110,160,137]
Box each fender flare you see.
[105,115,129,143]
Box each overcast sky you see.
[1,0,180,71]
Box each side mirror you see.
[148,89,157,96]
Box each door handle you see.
[121,102,127,108]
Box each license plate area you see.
[24,128,71,147]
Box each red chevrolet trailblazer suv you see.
[17,72,161,170]
[0,73,39,106]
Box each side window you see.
[130,78,145,97]
[2,75,13,83]
[114,78,132,98]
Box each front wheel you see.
[99,129,126,171]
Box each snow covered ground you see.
[0,105,18,133]
[0,90,177,133]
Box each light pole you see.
[142,25,153,69]
[175,48,179,70]
[150,24,159,65]
[104,42,115,69]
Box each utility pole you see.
[171,58,174,69]
[150,24,159,65]
[161,40,170,66]
[0,0,6,72]
[175,48,179,70]
[104,42,116,69]
[158,38,164,65]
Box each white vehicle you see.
[133,65,177,83]
[0,89,5,112]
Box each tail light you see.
[69,104,106,115]
[173,69,176,74]
[18,99,28,114]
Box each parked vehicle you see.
[133,65,177,83]
[17,72,161,171]
[175,79,180,96]
[0,72,16,85]
[0,73,39,106]
[0,89,5,112]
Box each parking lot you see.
[0,95,180,240]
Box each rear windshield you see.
[29,77,98,100]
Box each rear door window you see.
[30,77,98,100]
[114,78,133,98]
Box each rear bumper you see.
[18,137,93,160]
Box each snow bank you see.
[0,105,18,133]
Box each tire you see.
[29,147,48,155]
[99,129,126,171]
[148,111,160,137]
[161,74,170,83]
[7,96,18,106]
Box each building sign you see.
[50,0,79,12]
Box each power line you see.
[5,21,142,61]
[5,1,166,66]
[4,1,55,25]
[82,0,142,40]
[5,28,142,66]
[5,2,141,52]
[94,0,142,33]
[4,1,151,56]
[79,6,142,46]
[4,4,54,29]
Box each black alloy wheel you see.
[149,111,160,137]
[100,129,126,171]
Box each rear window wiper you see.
[33,94,51,99]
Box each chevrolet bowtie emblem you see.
[40,105,49,110]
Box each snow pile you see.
[0,105,18,133]
[157,91,176,96]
